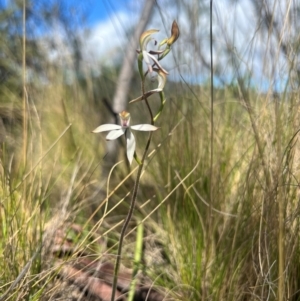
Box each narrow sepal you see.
[146,52,169,74]
[131,124,159,131]
[129,90,159,104]
[106,129,125,140]
[126,130,136,165]
[140,29,159,49]
[92,124,121,133]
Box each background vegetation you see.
[1,0,300,300]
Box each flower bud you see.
[167,20,180,46]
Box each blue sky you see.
[85,0,132,26]
[76,0,292,92]
[7,0,289,92]
[53,0,140,27]
[1,0,134,26]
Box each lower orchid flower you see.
[92,111,158,164]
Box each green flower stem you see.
[127,221,144,301]
[134,151,142,165]
[110,79,154,301]
[153,91,166,122]
[138,53,144,80]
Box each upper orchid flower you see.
[92,111,158,164]
[137,29,169,78]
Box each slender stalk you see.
[127,221,144,301]
[203,2,214,301]
[22,0,27,167]
[110,79,154,301]
[276,99,284,301]
[22,0,28,222]
[209,0,214,226]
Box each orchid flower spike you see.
[138,29,169,78]
[129,69,167,104]
[92,111,158,164]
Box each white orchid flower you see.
[137,29,169,77]
[92,111,158,164]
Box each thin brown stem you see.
[209,0,214,227]
[276,98,284,301]
[22,0,27,168]
[203,2,214,300]
[110,76,154,301]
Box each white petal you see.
[157,70,167,90]
[142,50,151,64]
[131,124,159,131]
[92,124,122,133]
[106,129,125,140]
[143,51,153,73]
[147,53,169,75]
[149,49,165,55]
[126,130,136,164]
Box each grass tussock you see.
[2,73,300,301]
